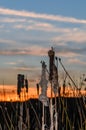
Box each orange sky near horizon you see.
[0,85,86,102]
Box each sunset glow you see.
[0,85,86,102]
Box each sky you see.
[0,0,86,85]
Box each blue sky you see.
[0,0,86,85]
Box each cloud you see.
[0,45,85,59]
[0,15,71,34]
[13,21,54,32]
[14,22,71,33]
[68,58,86,65]
[5,62,17,65]
[0,46,49,56]
[0,7,86,24]
[0,39,16,44]
[54,46,86,57]
[0,17,26,23]
[0,8,86,37]
[57,51,79,58]
[0,42,86,59]
[14,66,40,71]
[53,29,86,43]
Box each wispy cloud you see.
[0,7,86,24]
[5,62,17,65]
[13,21,54,32]
[14,22,71,33]
[55,46,86,57]
[53,29,86,43]
[0,8,86,37]
[0,46,49,56]
[0,8,85,67]
[0,39,16,44]
[68,58,86,65]
[0,17,26,23]
[0,15,72,34]
[57,51,79,58]
[14,66,40,71]
[0,45,85,58]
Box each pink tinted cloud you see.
[0,7,86,24]
[0,46,49,56]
